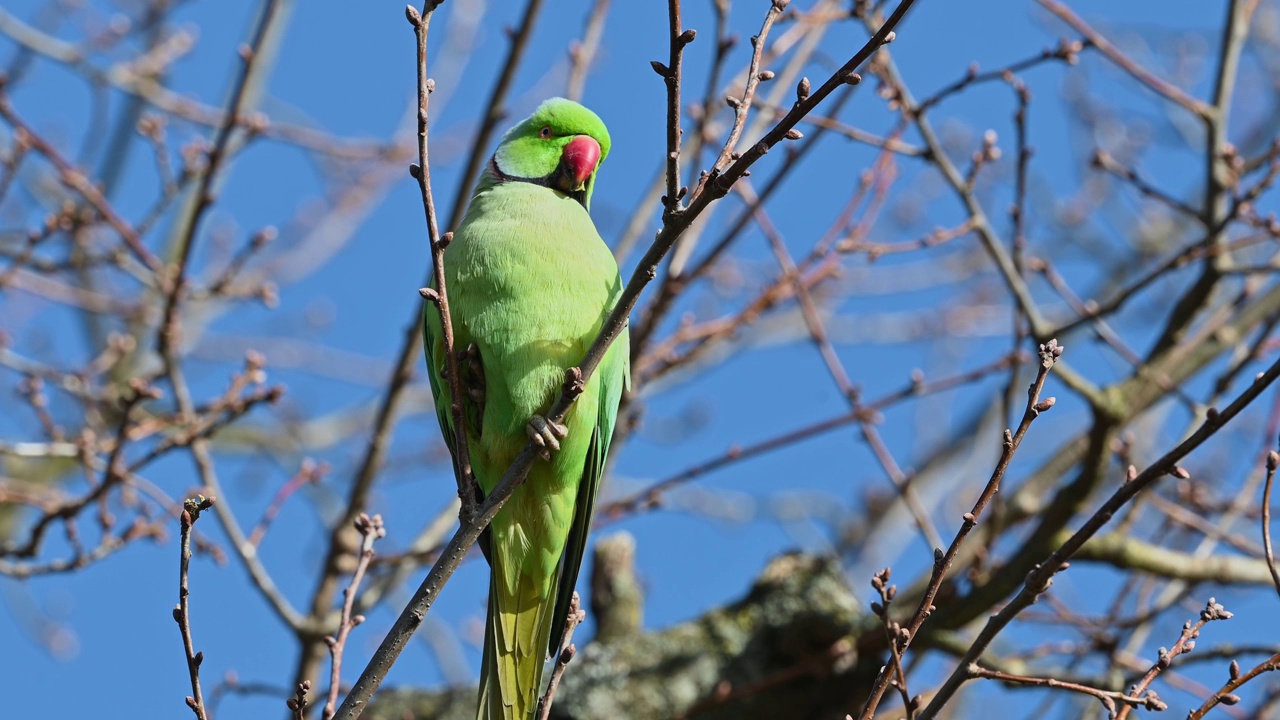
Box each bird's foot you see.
[526,414,568,460]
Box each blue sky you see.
[2,1,1277,718]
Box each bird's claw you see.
[526,415,568,460]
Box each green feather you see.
[423,98,628,720]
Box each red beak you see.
[561,135,601,189]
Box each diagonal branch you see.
[917,352,1280,719]
[704,0,786,179]
[0,100,161,272]
[1036,0,1211,118]
[856,340,1062,720]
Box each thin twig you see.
[1091,148,1202,219]
[324,514,384,720]
[915,38,1083,115]
[247,459,328,549]
[163,364,305,637]
[7,378,155,560]
[868,569,918,718]
[602,352,1023,519]
[565,0,611,103]
[705,0,786,177]
[657,0,691,219]
[1001,73,1032,437]
[175,495,215,720]
[1137,0,1259,357]
[156,0,283,360]
[967,664,1161,718]
[1262,447,1280,600]
[742,182,942,550]
[0,98,161,272]
[683,0,733,187]
[407,1,476,524]
[1189,652,1280,719]
[1047,231,1274,339]
[1114,598,1234,720]
[856,340,1062,720]
[535,592,586,720]
[1036,0,1211,118]
[867,35,1053,345]
[632,88,856,363]
[207,226,277,296]
[0,7,388,160]
[286,680,311,720]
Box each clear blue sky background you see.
[2,1,1275,718]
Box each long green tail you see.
[477,566,559,720]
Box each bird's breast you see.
[446,182,620,438]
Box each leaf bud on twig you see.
[797,76,811,102]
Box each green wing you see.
[422,298,489,560]
[421,299,459,477]
[546,323,630,657]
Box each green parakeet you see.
[422,98,629,720]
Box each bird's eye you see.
[538,126,553,139]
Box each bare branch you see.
[408,0,477,525]
[1263,447,1280,600]
[175,495,215,720]
[1190,652,1280,719]
[857,340,1061,720]
[535,592,586,720]
[565,0,611,102]
[1036,0,1211,117]
[324,514,384,720]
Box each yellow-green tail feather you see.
[477,562,559,720]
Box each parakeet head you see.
[491,98,611,209]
